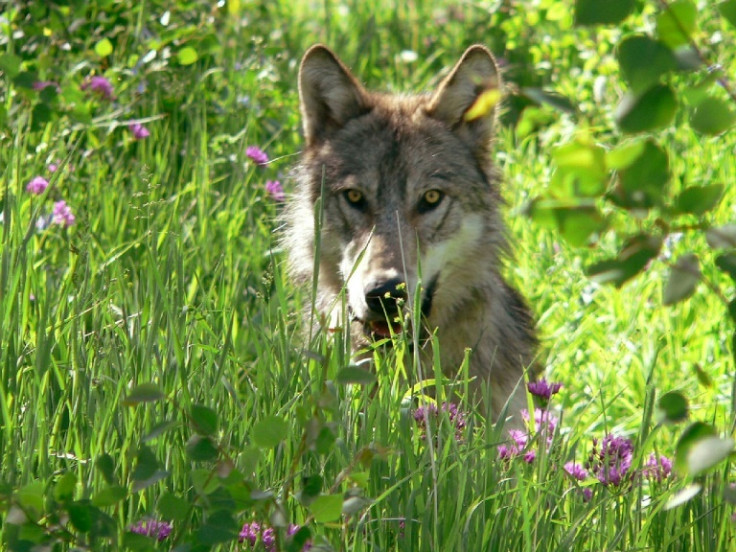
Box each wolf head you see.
[286,45,510,345]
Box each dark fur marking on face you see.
[421,274,439,319]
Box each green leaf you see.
[177,46,198,66]
[158,492,190,522]
[17,481,45,519]
[686,436,734,476]
[656,391,689,423]
[663,253,700,305]
[551,140,608,196]
[186,435,219,462]
[336,366,377,385]
[0,53,22,78]
[68,501,94,533]
[196,511,239,545]
[574,0,635,25]
[716,253,736,281]
[519,87,577,114]
[527,200,607,246]
[54,472,76,503]
[665,483,702,509]
[252,415,289,448]
[123,531,157,552]
[300,474,324,501]
[14,70,38,89]
[617,35,676,93]
[132,446,159,481]
[706,224,736,249]
[96,453,116,485]
[142,419,178,443]
[132,470,169,493]
[674,184,724,215]
[616,140,670,209]
[190,405,218,436]
[586,234,662,287]
[605,140,646,170]
[309,494,344,523]
[95,38,113,57]
[690,97,736,135]
[123,383,164,405]
[656,0,697,48]
[315,425,337,455]
[616,84,677,133]
[674,421,716,473]
[719,0,736,28]
[92,485,127,507]
[692,363,713,387]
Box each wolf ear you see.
[426,45,502,154]
[298,45,369,146]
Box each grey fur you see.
[284,44,537,421]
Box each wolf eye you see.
[418,189,444,213]
[343,189,366,210]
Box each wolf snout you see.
[364,278,407,316]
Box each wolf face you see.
[285,44,536,417]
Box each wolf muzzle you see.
[360,275,439,339]
[363,277,406,338]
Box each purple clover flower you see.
[527,378,562,401]
[564,461,588,481]
[129,519,172,541]
[498,409,558,463]
[588,435,634,488]
[48,163,58,173]
[52,200,76,227]
[265,180,285,201]
[33,80,60,92]
[413,402,467,441]
[81,75,115,100]
[642,453,673,482]
[129,122,150,140]
[239,522,261,545]
[246,146,269,166]
[240,522,311,551]
[262,527,276,551]
[26,176,49,195]
[522,408,558,436]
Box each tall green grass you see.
[1,1,734,550]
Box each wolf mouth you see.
[356,275,440,341]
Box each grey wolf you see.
[284,44,537,420]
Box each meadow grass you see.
[1,1,735,550]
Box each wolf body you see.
[284,44,537,420]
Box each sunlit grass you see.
[1,1,734,551]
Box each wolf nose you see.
[365,278,407,316]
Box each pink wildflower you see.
[129,519,172,541]
[642,453,673,482]
[413,402,468,441]
[33,81,60,92]
[26,176,49,195]
[527,379,563,401]
[81,75,115,100]
[587,435,634,487]
[564,461,588,481]
[52,200,76,227]
[128,122,150,140]
[265,180,285,201]
[246,145,269,166]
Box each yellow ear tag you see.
[464,88,503,122]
